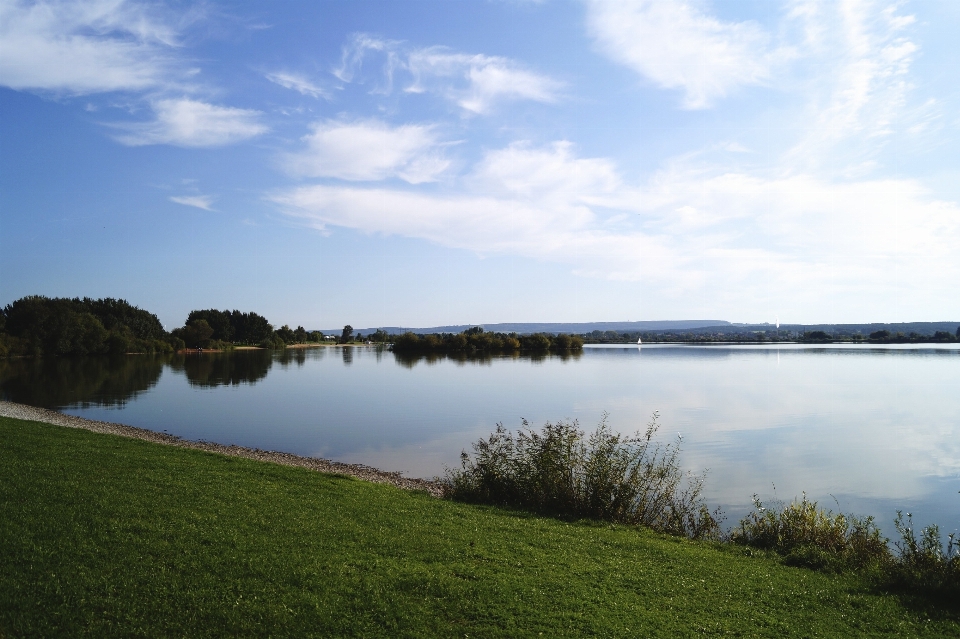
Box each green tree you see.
[293,326,308,343]
[187,310,234,342]
[230,311,273,344]
[80,297,165,340]
[276,325,296,344]
[175,319,214,349]
[340,325,354,344]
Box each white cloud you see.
[265,71,328,98]
[586,0,779,109]
[0,0,182,94]
[113,98,267,147]
[273,141,652,279]
[272,137,960,319]
[406,48,562,114]
[782,0,922,171]
[170,195,215,211]
[0,1,271,150]
[470,141,624,204]
[336,35,562,114]
[284,119,449,183]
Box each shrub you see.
[259,335,286,350]
[731,493,888,571]
[885,511,960,596]
[444,413,722,539]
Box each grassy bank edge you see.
[2,415,958,637]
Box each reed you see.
[443,412,722,539]
[730,493,888,571]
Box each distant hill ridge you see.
[319,320,729,335]
[319,320,960,336]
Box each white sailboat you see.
[637,336,642,346]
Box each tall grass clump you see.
[444,413,722,539]
[885,511,960,597]
[731,493,889,571]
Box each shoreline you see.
[0,400,444,497]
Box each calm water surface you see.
[3,344,958,533]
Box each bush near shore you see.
[2,415,958,637]
[449,415,960,602]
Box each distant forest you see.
[387,326,584,355]
[2,295,957,359]
[0,296,332,358]
[584,326,960,344]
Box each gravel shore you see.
[0,400,444,497]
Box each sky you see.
[1,0,959,330]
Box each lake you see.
[2,343,958,534]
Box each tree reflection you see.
[393,349,582,369]
[169,350,273,387]
[277,348,307,368]
[0,354,165,409]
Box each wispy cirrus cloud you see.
[782,0,923,173]
[284,119,450,183]
[170,194,215,211]
[406,48,562,114]
[334,34,562,114]
[113,98,267,147]
[265,71,328,98]
[586,0,783,109]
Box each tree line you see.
[0,296,334,358]
[170,309,326,350]
[0,296,178,358]
[389,326,584,355]
[580,328,960,344]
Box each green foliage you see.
[187,309,234,342]
[260,335,286,350]
[802,330,832,342]
[4,417,956,637]
[173,319,215,349]
[340,324,354,344]
[1,296,174,357]
[885,512,960,597]
[182,309,274,345]
[731,494,889,571]
[276,324,296,344]
[520,333,552,351]
[79,297,165,340]
[391,328,581,355]
[445,413,722,539]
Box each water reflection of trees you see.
[276,348,308,368]
[169,350,273,387]
[0,355,166,409]
[393,349,582,369]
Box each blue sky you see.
[1,0,958,330]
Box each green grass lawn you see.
[1,415,956,638]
